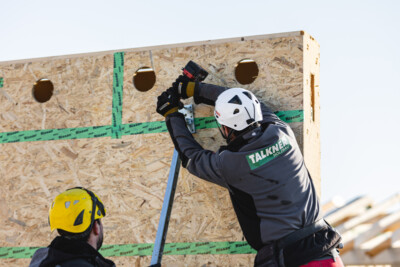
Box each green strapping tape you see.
[0,126,111,144]
[0,242,256,259]
[111,52,124,139]
[193,109,303,129]
[194,117,219,129]
[161,241,255,256]
[274,110,303,123]
[0,111,303,144]
[121,121,167,136]
[0,246,39,259]
[0,77,3,88]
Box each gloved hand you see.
[169,75,198,99]
[156,90,181,117]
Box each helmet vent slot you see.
[65,201,71,209]
[74,210,85,226]
[233,108,240,114]
[242,91,252,100]
[228,95,242,105]
[73,200,79,205]
[246,118,255,124]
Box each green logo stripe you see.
[0,111,303,144]
[0,126,111,144]
[246,137,291,170]
[111,52,125,139]
[0,242,256,258]
[0,77,3,88]
[274,109,303,123]
[121,121,167,135]
[194,117,219,129]
[198,110,303,128]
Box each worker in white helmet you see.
[156,73,344,267]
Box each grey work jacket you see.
[165,83,320,250]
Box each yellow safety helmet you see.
[49,187,106,234]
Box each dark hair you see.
[227,122,260,143]
[57,219,100,242]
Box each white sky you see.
[1,0,399,204]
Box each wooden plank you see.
[365,233,392,257]
[325,196,374,226]
[340,224,371,254]
[336,194,400,233]
[342,247,400,265]
[354,210,400,247]
[321,196,345,215]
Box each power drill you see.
[182,60,208,82]
[176,61,208,110]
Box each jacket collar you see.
[226,127,262,152]
[39,236,115,267]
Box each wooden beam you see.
[354,210,400,247]
[364,233,392,257]
[336,194,400,233]
[341,247,400,265]
[322,196,345,215]
[340,224,371,254]
[325,196,373,226]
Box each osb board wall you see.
[302,32,321,194]
[122,35,306,136]
[0,55,113,132]
[0,31,319,266]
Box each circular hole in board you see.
[32,78,54,103]
[234,59,259,85]
[133,67,156,92]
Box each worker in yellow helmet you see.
[29,187,115,267]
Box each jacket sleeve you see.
[259,102,287,127]
[193,83,229,106]
[29,248,49,267]
[165,112,229,188]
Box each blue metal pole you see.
[150,149,181,266]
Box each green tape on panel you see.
[193,110,303,128]
[0,242,256,259]
[111,52,124,139]
[194,117,219,129]
[121,121,167,136]
[274,109,303,123]
[162,241,255,256]
[0,246,39,259]
[0,126,111,144]
[0,111,303,144]
[0,77,3,88]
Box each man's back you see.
[29,236,115,267]
[216,118,320,248]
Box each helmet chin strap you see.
[225,127,236,143]
[217,124,235,143]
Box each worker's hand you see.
[170,75,198,99]
[156,90,181,117]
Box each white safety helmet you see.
[214,88,263,131]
